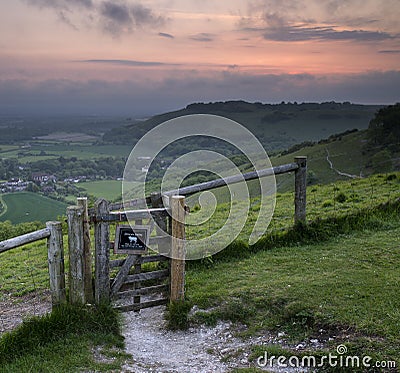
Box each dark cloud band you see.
[23,0,166,36]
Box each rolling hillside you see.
[0,192,67,224]
[104,101,380,152]
[271,104,400,190]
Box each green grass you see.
[0,304,128,372]
[1,173,399,370]
[1,143,133,163]
[0,192,67,224]
[78,180,123,201]
[187,224,400,366]
[0,239,50,296]
[186,172,400,242]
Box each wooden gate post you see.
[94,199,110,305]
[47,221,66,307]
[170,196,186,302]
[294,156,307,224]
[77,197,94,303]
[67,205,86,305]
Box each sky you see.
[0,0,399,116]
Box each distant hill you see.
[271,104,400,190]
[103,101,381,152]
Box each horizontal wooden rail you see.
[110,254,169,269]
[88,197,149,215]
[165,162,298,197]
[90,208,170,223]
[114,298,168,312]
[116,284,169,299]
[0,228,50,254]
[89,162,299,214]
[125,269,170,283]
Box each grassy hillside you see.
[104,101,380,152]
[78,180,123,201]
[0,192,67,224]
[1,173,399,371]
[270,130,367,192]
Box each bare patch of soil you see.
[0,291,52,335]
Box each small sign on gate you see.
[114,225,150,254]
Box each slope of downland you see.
[0,174,399,371]
[103,101,379,152]
[0,192,67,224]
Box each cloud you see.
[100,2,132,25]
[379,50,400,54]
[261,25,394,42]
[190,33,215,42]
[80,59,179,67]
[242,0,399,43]
[159,32,175,39]
[23,0,166,36]
[240,11,395,42]
[24,0,93,10]
[99,1,165,35]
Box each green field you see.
[0,192,67,224]
[78,180,123,201]
[1,143,133,163]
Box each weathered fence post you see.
[67,205,87,305]
[46,221,66,307]
[294,156,307,223]
[170,195,185,302]
[94,199,110,304]
[77,197,94,303]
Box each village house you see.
[31,172,57,183]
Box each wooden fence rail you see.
[0,221,66,307]
[0,228,50,254]
[117,157,307,223]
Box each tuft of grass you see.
[322,199,334,207]
[0,304,122,365]
[165,300,193,330]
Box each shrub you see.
[386,174,397,181]
[335,192,347,203]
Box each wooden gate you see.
[66,157,306,308]
[89,196,185,312]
